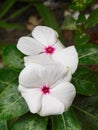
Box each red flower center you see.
[45,46,55,55]
[41,86,50,94]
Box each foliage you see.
[0,0,98,130]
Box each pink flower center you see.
[45,46,55,55]
[41,86,50,94]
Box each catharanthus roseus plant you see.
[0,1,98,130]
[17,26,78,116]
[17,26,78,74]
[18,63,76,116]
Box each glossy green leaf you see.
[0,82,28,120]
[72,66,98,95]
[74,32,90,45]
[0,120,7,130]
[85,8,98,28]
[52,108,81,130]
[0,0,16,18]
[73,95,98,130]
[0,69,28,120]
[77,43,98,65]
[0,21,22,30]
[2,45,24,71]
[11,114,48,130]
[35,3,65,45]
[0,68,19,93]
[61,15,77,30]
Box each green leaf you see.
[0,120,7,130]
[74,32,90,45]
[0,68,19,93]
[76,14,86,24]
[9,5,30,19]
[11,114,48,130]
[0,82,28,120]
[77,43,98,65]
[72,66,98,95]
[73,95,98,130]
[0,0,16,18]
[85,8,98,28]
[2,45,24,71]
[70,0,94,11]
[70,3,86,11]
[52,108,81,130]
[35,3,65,45]
[0,68,28,120]
[61,15,77,30]
[0,21,22,30]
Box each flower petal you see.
[51,82,76,111]
[52,46,78,74]
[39,95,64,116]
[32,26,58,45]
[53,40,65,51]
[24,53,54,66]
[43,64,70,87]
[17,36,44,55]
[62,70,72,82]
[19,86,42,113]
[19,63,44,88]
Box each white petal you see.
[39,95,64,116]
[19,63,44,88]
[17,36,44,55]
[53,40,65,51]
[24,53,54,66]
[43,64,70,87]
[32,26,58,45]
[19,86,42,113]
[62,70,72,82]
[52,46,78,74]
[51,82,76,111]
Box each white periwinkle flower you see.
[18,63,76,116]
[17,26,78,74]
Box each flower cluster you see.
[17,26,78,116]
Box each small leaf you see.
[77,43,98,65]
[0,120,7,130]
[70,0,94,11]
[52,108,81,130]
[70,3,86,11]
[72,66,98,95]
[74,32,90,45]
[35,3,65,45]
[11,114,48,130]
[76,13,86,24]
[2,45,24,71]
[0,82,28,120]
[0,21,22,29]
[61,15,77,30]
[85,8,98,28]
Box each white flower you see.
[17,26,78,74]
[18,63,76,116]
